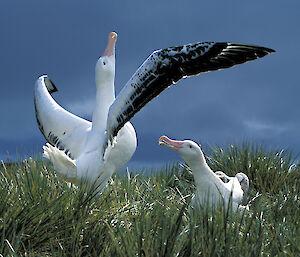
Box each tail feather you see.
[43,143,77,179]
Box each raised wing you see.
[34,75,91,159]
[106,41,275,142]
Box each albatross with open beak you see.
[159,136,249,209]
[34,31,272,192]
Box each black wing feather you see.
[106,41,275,142]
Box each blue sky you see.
[1,0,300,170]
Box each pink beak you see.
[103,32,117,57]
[158,136,184,151]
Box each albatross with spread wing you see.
[34,32,273,191]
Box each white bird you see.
[159,136,249,210]
[215,171,249,206]
[34,31,274,192]
[35,32,136,190]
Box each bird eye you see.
[103,61,106,65]
[189,145,192,149]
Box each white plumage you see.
[159,136,249,210]
[35,32,137,190]
[215,171,249,206]
[34,32,273,192]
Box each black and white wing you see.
[106,41,275,142]
[34,75,91,159]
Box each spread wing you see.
[34,75,91,159]
[106,42,275,143]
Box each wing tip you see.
[226,42,276,55]
[39,75,58,94]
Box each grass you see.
[0,142,299,256]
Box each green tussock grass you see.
[0,142,299,256]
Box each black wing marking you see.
[106,41,275,142]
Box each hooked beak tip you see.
[158,135,183,150]
[158,135,168,145]
[109,31,118,40]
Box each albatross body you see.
[159,136,249,210]
[35,32,136,189]
[34,32,273,191]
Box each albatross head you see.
[158,135,206,166]
[95,32,117,85]
[235,172,250,205]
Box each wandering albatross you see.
[34,32,274,192]
[159,136,249,210]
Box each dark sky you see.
[1,0,300,170]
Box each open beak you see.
[103,32,117,57]
[158,136,183,151]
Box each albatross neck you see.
[186,157,221,189]
[91,78,115,132]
